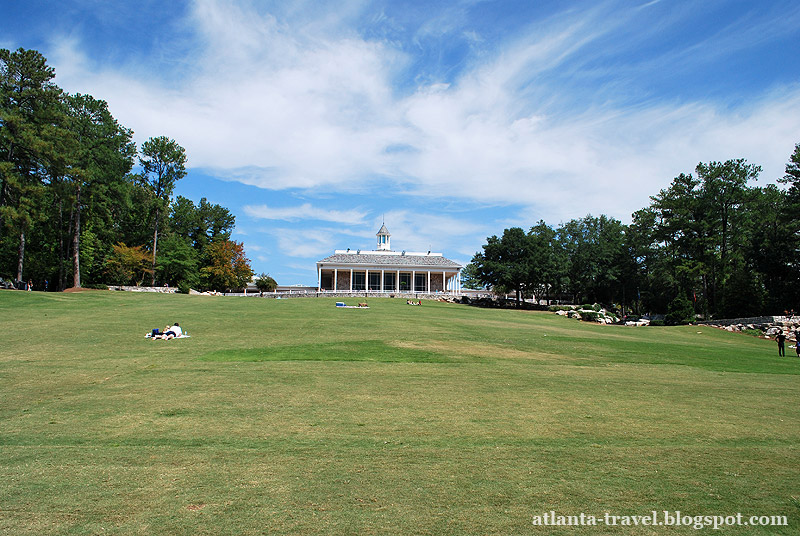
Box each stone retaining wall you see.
[700,315,800,340]
[110,285,177,293]
[699,316,783,327]
[698,315,800,326]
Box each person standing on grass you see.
[776,330,786,357]
[795,330,800,358]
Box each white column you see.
[443,270,446,293]
[349,269,353,292]
[381,270,384,292]
[317,267,322,291]
[427,271,430,293]
[396,270,400,292]
[365,269,369,292]
[412,270,416,293]
[334,269,338,291]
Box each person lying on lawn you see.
[152,323,183,340]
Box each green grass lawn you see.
[1,290,798,535]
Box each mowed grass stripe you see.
[199,340,455,363]
[1,290,798,535]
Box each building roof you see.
[376,223,390,236]
[318,251,461,268]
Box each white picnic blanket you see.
[145,333,191,339]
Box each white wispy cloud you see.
[243,203,368,225]
[43,0,800,228]
[269,227,340,258]
[372,210,490,257]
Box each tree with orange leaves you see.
[200,239,253,292]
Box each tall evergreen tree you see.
[0,48,63,283]
[780,142,800,194]
[649,173,706,315]
[138,136,186,285]
[63,93,135,287]
[696,159,761,312]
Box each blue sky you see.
[3,0,800,285]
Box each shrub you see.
[649,319,665,326]
[579,311,600,322]
[105,243,153,286]
[177,282,193,294]
[255,273,278,293]
[665,294,695,326]
[741,328,764,338]
[83,283,108,290]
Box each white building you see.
[316,225,463,294]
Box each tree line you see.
[1,47,256,292]
[468,148,800,321]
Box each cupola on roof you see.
[376,223,391,251]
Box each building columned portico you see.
[316,225,463,294]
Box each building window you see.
[368,272,381,290]
[415,273,427,292]
[321,272,332,290]
[399,272,411,291]
[383,272,396,291]
[352,271,366,290]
